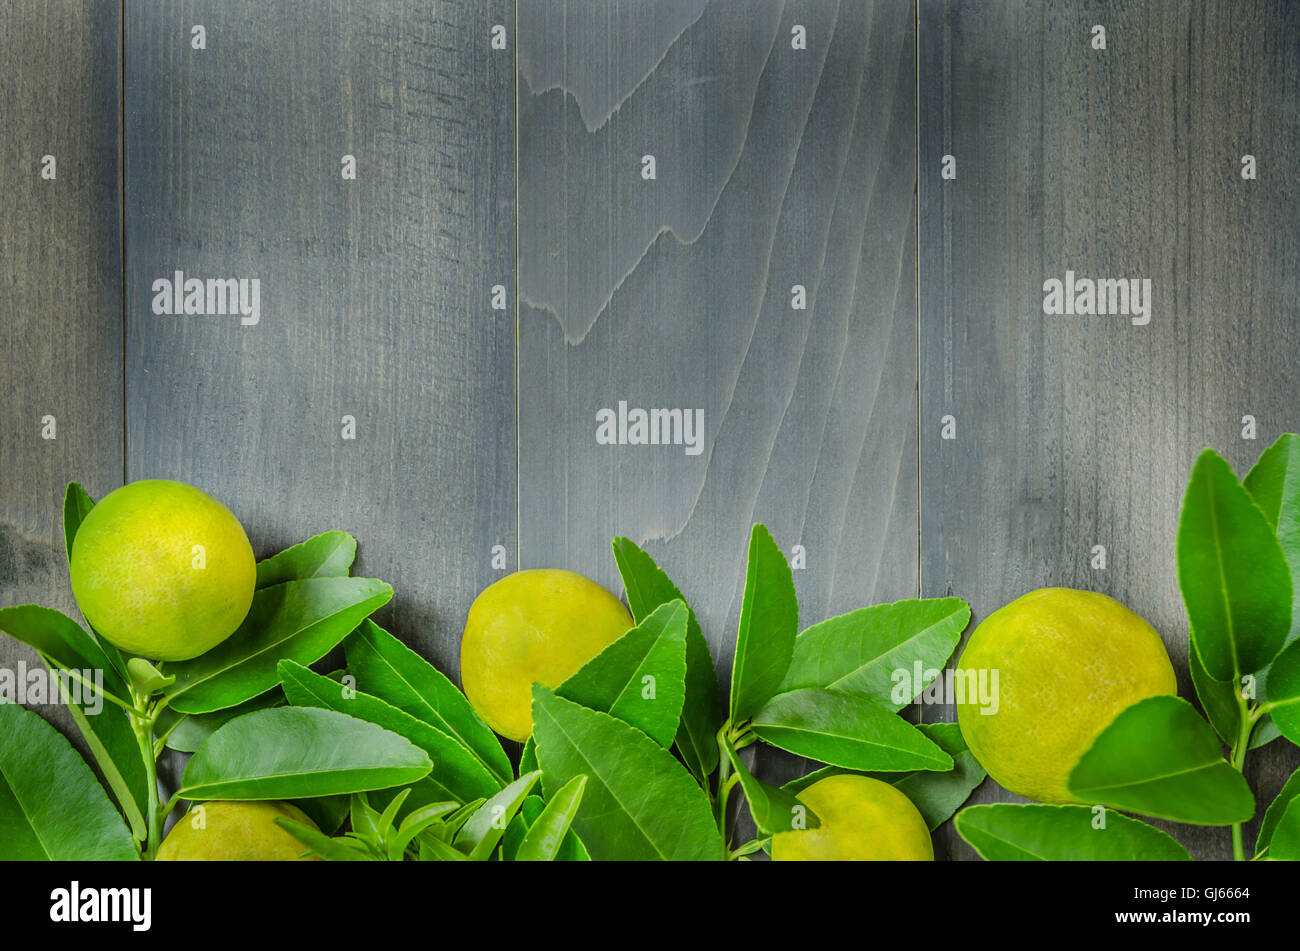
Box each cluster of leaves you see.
[523,525,985,859]
[952,435,1300,861]
[0,483,586,861]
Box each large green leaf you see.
[750,688,952,772]
[556,600,687,747]
[531,688,722,860]
[162,576,392,714]
[1067,696,1254,825]
[278,660,502,804]
[1178,449,1292,681]
[1257,767,1300,857]
[612,537,721,781]
[1265,638,1300,744]
[955,804,1190,861]
[729,524,798,723]
[177,706,431,801]
[256,530,358,588]
[0,605,130,703]
[345,620,511,786]
[1245,433,1300,636]
[781,598,969,710]
[784,722,985,831]
[724,737,819,835]
[0,703,138,860]
[0,606,148,837]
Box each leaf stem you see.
[129,706,162,859]
[1228,695,1263,861]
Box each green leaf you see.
[390,800,460,859]
[785,723,986,831]
[1178,449,1292,681]
[278,660,502,804]
[729,524,798,724]
[274,818,375,861]
[156,690,286,753]
[556,600,687,747]
[256,531,358,588]
[501,795,590,862]
[516,775,587,861]
[531,687,723,860]
[177,706,431,801]
[61,484,130,683]
[291,794,350,835]
[163,576,393,714]
[1189,643,1247,746]
[1265,638,1300,744]
[723,737,819,835]
[781,598,970,710]
[612,537,721,781]
[1268,799,1300,860]
[453,770,540,860]
[0,605,130,703]
[1245,433,1300,635]
[0,609,149,839]
[62,481,96,558]
[1256,767,1300,857]
[519,736,538,777]
[126,657,174,695]
[954,804,1190,860]
[750,688,953,772]
[60,694,149,842]
[345,620,511,786]
[0,703,138,860]
[1067,695,1255,825]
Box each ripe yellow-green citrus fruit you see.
[156,801,319,861]
[956,587,1177,804]
[772,775,933,861]
[460,569,633,741]
[69,479,256,662]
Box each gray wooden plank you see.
[124,1,515,679]
[518,0,919,790]
[919,0,1300,860]
[0,1,122,738]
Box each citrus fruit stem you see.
[128,706,162,859]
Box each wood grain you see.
[518,0,919,670]
[123,0,516,679]
[0,0,122,737]
[919,0,1300,860]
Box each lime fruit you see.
[460,569,633,741]
[772,774,933,861]
[956,587,1177,803]
[156,801,318,861]
[69,479,256,662]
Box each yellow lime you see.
[69,479,256,662]
[156,801,318,861]
[460,569,633,741]
[956,587,1177,803]
[772,774,933,861]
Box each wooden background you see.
[2,0,1297,861]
